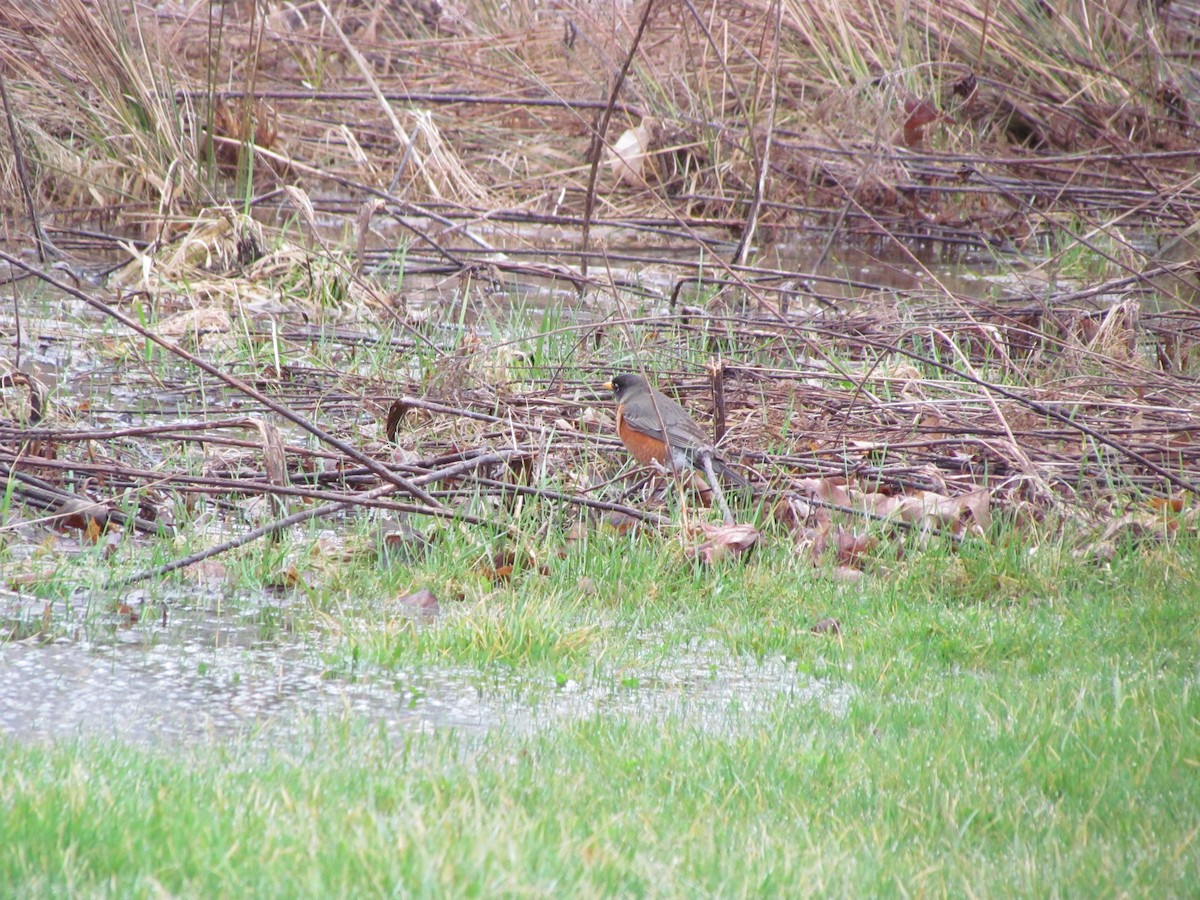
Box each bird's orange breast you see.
[616,405,672,467]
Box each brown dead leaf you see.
[833,527,877,565]
[794,524,832,564]
[687,522,760,565]
[869,493,905,520]
[479,548,548,583]
[958,489,991,533]
[871,488,991,535]
[602,511,641,534]
[797,476,854,508]
[902,95,951,146]
[810,617,842,635]
[793,522,874,569]
[920,410,947,440]
[395,588,440,618]
[1148,494,1185,514]
[771,495,829,532]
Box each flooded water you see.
[0,597,850,746]
[0,596,485,744]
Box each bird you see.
[604,373,749,490]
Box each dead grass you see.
[2,0,1197,241]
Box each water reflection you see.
[0,603,494,746]
[0,603,849,747]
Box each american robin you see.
[604,373,748,488]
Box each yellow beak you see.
[602,380,614,390]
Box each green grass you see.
[2,525,1198,896]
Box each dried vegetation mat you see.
[2,0,1200,586]
[3,259,1199,588]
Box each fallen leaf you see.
[810,617,841,635]
[395,588,440,618]
[873,488,991,535]
[687,522,760,565]
[797,477,854,508]
[478,548,549,583]
[958,488,991,533]
[606,119,656,186]
[833,527,877,565]
[602,511,641,534]
[1148,494,1185,514]
[772,496,828,532]
[901,95,950,146]
[795,524,831,563]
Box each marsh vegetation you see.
[2,0,1199,894]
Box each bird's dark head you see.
[604,373,649,402]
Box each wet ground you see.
[0,236,1023,747]
[0,607,495,744]
[0,600,851,746]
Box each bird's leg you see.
[699,452,735,525]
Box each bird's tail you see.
[704,452,752,490]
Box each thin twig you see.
[0,71,53,262]
[579,0,657,279]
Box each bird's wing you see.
[622,394,711,452]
